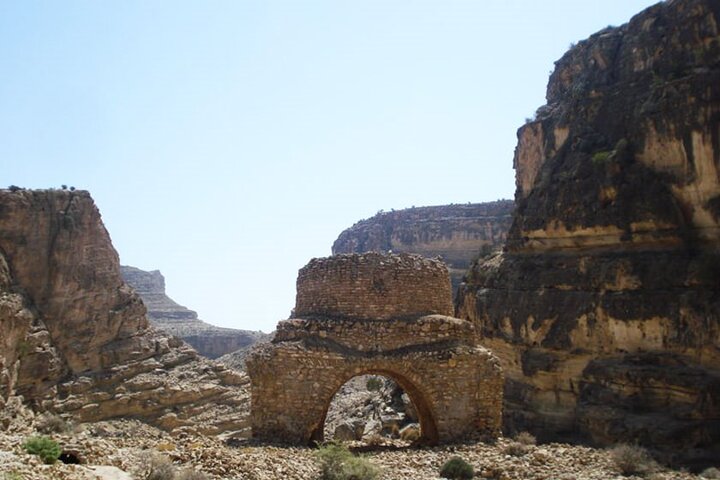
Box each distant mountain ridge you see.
[332,200,514,293]
[121,266,267,359]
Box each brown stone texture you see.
[0,189,250,435]
[120,266,268,359]
[332,201,513,293]
[295,253,453,320]
[456,0,720,466]
[247,253,503,445]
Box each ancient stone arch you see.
[246,253,503,444]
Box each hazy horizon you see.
[3,0,659,332]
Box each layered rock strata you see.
[457,0,720,467]
[120,266,267,359]
[0,189,249,435]
[332,201,513,293]
[247,253,503,445]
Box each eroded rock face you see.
[332,202,513,293]
[120,266,267,359]
[457,0,720,466]
[0,189,249,435]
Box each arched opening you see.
[309,369,439,446]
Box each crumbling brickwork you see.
[247,253,503,444]
[294,253,453,320]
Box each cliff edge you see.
[332,201,513,293]
[457,0,720,467]
[0,189,249,435]
[120,266,267,359]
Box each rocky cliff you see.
[332,201,513,292]
[120,266,267,359]
[456,0,720,467]
[0,188,250,435]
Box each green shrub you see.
[439,456,474,480]
[365,377,382,392]
[3,472,23,480]
[22,436,61,464]
[609,444,657,476]
[316,443,380,480]
[592,150,612,164]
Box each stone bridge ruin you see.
[246,252,503,444]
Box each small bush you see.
[3,473,23,480]
[316,443,380,480]
[7,185,21,192]
[366,377,382,391]
[439,456,474,480]
[701,467,720,479]
[36,413,71,434]
[592,150,612,164]
[515,431,537,445]
[610,444,657,476]
[503,440,531,456]
[146,454,177,480]
[22,436,61,464]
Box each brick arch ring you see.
[246,253,503,445]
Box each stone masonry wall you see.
[247,253,503,445]
[274,315,474,353]
[295,253,452,320]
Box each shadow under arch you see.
[309,368,440,446]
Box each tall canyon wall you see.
[0,189,249,434]
[456,0,720,466]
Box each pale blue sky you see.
[2,1,658,332]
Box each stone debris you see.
[0,416,707,479]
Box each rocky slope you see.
[332,201,513,292]
[456,0,720,468]
[120,266,267,359]
[0,188,250,435]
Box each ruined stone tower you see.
[246,252,503,444]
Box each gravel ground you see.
[0,416,709,480]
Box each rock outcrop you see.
[456,0,720,467]
[332,201,513,292]
[0,189,249,435]
[120,266,267,359]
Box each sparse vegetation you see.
[503,440,532,457]
[22,436,61,464]
[316,442,380,480]
[439,456,474,480]
[7,185,22,192]
[365,376,382,392]
[515,431,537,446]
[3,473,23,480]
[146,454,177,480]
[592,150,613,164]
[609,444,657,476]
[36,413,71,434]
